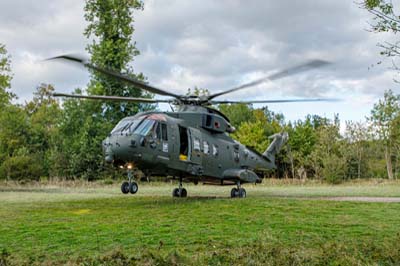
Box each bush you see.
[0,154,44,181]
[322,154,346,184]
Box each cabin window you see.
[212,144,218,156]
[162,123,168,141]
[203,141,209,154]
[194,138,201,151]
[206,115,212,127]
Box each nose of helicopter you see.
[103,134,144,165]
[102,136,114,164]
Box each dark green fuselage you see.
[103,106,275,184]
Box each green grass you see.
[1,181,400,265]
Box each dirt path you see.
[323,197,400,203]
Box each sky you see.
[1,0,399,128]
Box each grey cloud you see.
[0,0,398,122]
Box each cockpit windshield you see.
[111,114,167,136]
[134,119,156,136]
[111,117,144,134]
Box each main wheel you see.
[172,188,180,197]
[231,188,239,198]
[239,188,246,198]
[180,188,187,198]
[172,188,187,197]
[121,182,130,194]
[129,182,138,194]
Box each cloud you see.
[0,0,398,122]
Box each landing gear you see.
[172,187,187,197]
[121,181,130,194]
[172,177,187,198]
[121,169,138,195]
[231,182,246,198]
[129,182,138,194]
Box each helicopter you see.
[48,55,335,198]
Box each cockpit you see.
[111,114,168,137]
[111,116,144,135]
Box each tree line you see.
[0,0,399,183]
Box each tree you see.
[53,0,148,179]
[309,117,346,183]
[345,121,370,179]
[231,108,283,153]
[369,90,400,179]
[186,87,209,97]
[25,84,62,176]
[232,120,271,153]
[84,0,149,123]
[0,44,14,108]
[218,104,256,129]
[390,113,400,178]
[363,0,400,79]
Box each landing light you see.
[127,163,134,169]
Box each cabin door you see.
[188,128,202,165]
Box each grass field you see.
[1,180,400,265]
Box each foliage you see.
[0,105,29,159]
[39,0,151,180]
[186,87,210,96]
[84,0,149,123]
[0,44,14,108]
[0,154,44,181]
[362,0,400,79]
[230,107,283,153]
[345,121,370,179]
[369,90,400,179]
[218,103,256,129]
[1,1,400,182]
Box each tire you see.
[231,188,238,198]
[121,182,130,194]
[180,188,187,198]
[239,188,246,198]
[172,188,180,197]
[129,182,138,194]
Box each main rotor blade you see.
[52,92,174,103]
[208,60,330,100]
[47,55,181,98]
[211,98,340,104]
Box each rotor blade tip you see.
[44,54,88,64]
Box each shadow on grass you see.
[0,187,63,193]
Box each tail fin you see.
[262,132,289,164]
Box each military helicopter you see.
[49,55,335,198]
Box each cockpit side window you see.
[134,119,156,136]
[111,120,131,134]
[155,122,161,139]
[161,123,168,141]
[111,117,144,135]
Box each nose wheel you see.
[121,169,138,195]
